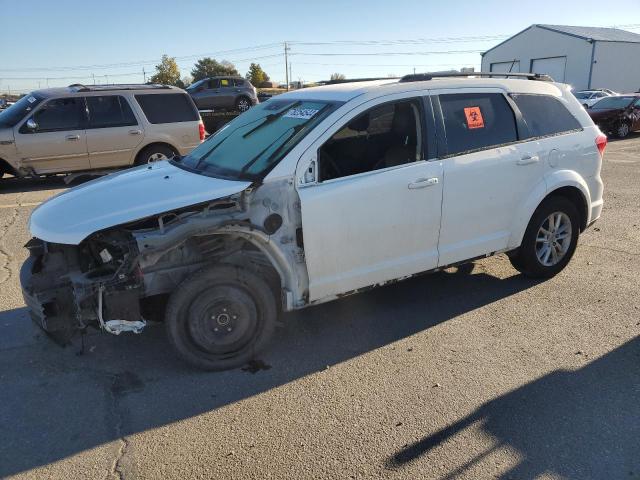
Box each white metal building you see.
[481,24,640,92]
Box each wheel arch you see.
[134,141,179,164]
[509,172,591,249]
[0,157,18,177]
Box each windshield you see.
[591,96,635,110]
[186,79,207,92]
[0,93,44,127]
[177,99,338,181]
[573,92,590,99]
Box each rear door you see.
[85,95,143,168]
[13,97,89,174]
[217,78,236,109]
[434,89,543,265]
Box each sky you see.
[1,0,640,93]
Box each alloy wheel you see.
[535,211,572,267]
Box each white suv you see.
[21,73,605,370]
[0,84,204,178]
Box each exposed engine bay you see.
[20,179,309,344]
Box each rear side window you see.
[134,93,198,124]
[233,79,246,87]
[220,78,231,87]
[511,94,581,138]
[439,93,517,155]
[86,95,137,128]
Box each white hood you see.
[29,161,251,245]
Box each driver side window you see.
[318,99,423,182]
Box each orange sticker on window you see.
[464,106,485,129]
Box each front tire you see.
[509,196,580,279]
[165,264,277,371]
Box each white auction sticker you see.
[27,96,36,103]
[284,108,319,120]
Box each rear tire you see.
[135,144,176,165]
[616,121,630,139]
[165,264,277,371]
[509,196,580,279]
[235,96,251,113]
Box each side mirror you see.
[26,118,38,131]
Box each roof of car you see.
[277,76,565,103]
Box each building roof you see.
[537,24,640,43]
[483,24,640,56]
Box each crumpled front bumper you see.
[20,252,80,345]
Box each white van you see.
[21,73,605,370]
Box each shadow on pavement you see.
[0,265,540,477]
[387,336,640,479]
[0,174,96,194]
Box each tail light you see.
[595,134,607,157]
[198,122,206,141]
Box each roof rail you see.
[67,83,173,92]
[318,77,399,85]
[399,72,554,83]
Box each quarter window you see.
[511,94,581,138]
[86,96,137,129]
[439,93,517,155]
[319,99,423,181]
[27,97,84,132]
[134,93,199,124]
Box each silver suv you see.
[187,77,258,112]
[0,84,204,179]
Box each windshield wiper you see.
[242,101,301,138]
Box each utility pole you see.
[289,62,293,89]
[92,73,96,85]
[143,67,146,83]
[106,74,109,84]
[284,42,289,91]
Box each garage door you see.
[531,57,566,82]
[490,61,521,73]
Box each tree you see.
[330,73,346,81]
[191,58,239,81]
[150,54,181,86]
[245,63,270,86]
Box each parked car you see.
[0,84,204,179]
[587,94,640,138]
[573,89,615,109]
[187,77,258,112]
[21,74,605,370]
[0,98,7,109]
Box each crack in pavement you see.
[0,203,20,286]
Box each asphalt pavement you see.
[0,136,639,479]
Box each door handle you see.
[408,177,439,189]
[128,129,142,135]
[65,134,80,141]
[517,154,540,165]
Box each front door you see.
[297,97,444,301]
[13,97,89,174]
[85,95,143,168]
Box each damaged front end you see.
[20,180,309,346]
[20,230,145,344]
